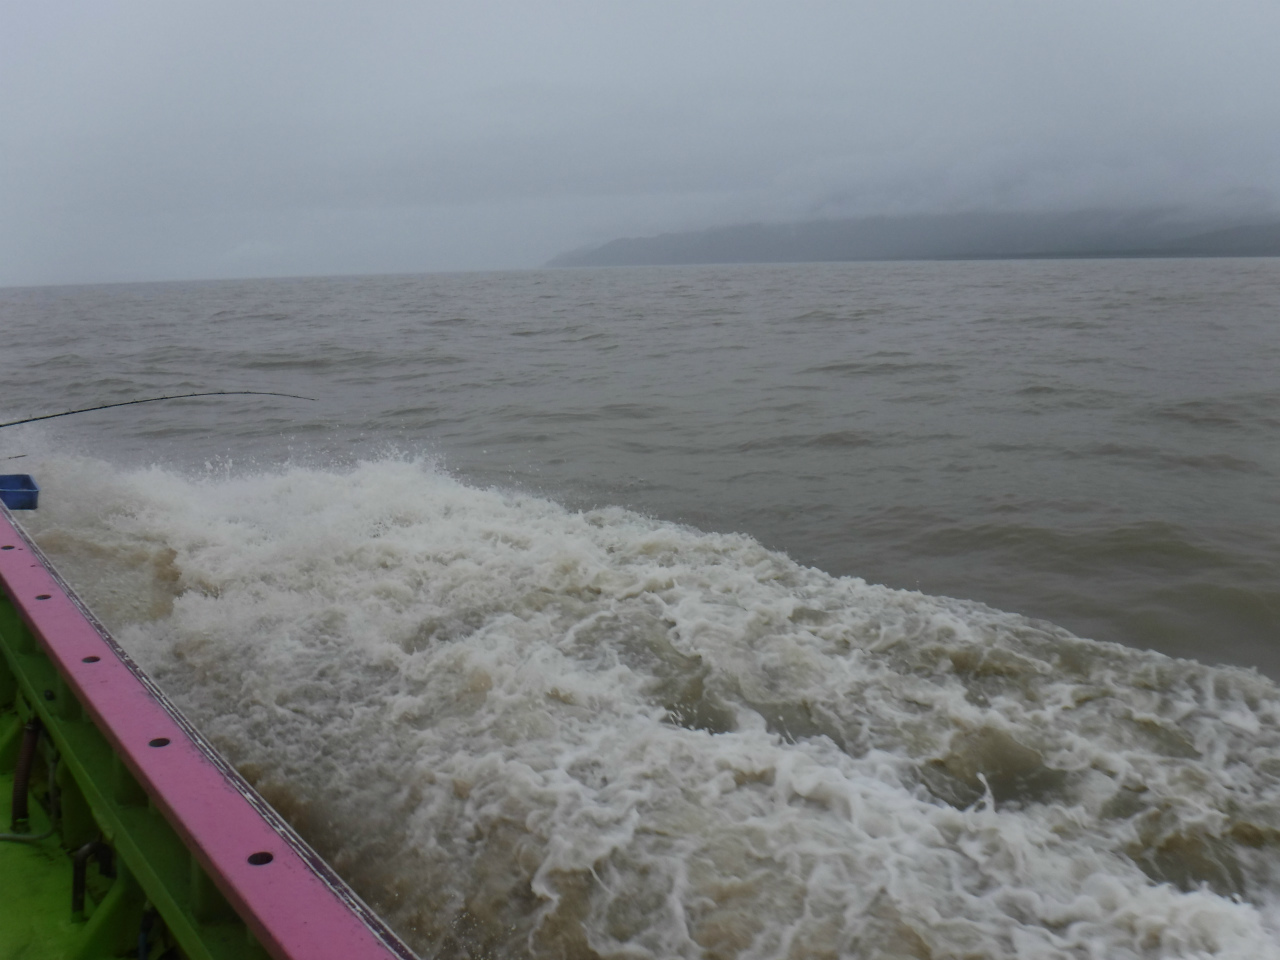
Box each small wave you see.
[1146,396,1280,431]
[25,353,98,372]
[505,404,670,425]
[801,360,958,376]
[914,520,1234,572]
[1082,442,1265,474]
[734,430,881,452]
[780,308,884,325]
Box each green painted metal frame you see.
[1,588,270,959]
[0,500,416,960]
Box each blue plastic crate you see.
[0,474,39,510]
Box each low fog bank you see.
[548,211,1280,267]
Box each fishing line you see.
[0,391,316,430]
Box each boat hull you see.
[0,502,416,959]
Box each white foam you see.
[19,453,1280,958]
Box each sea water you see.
[1,259,1278,957]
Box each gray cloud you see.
[3,0,1279,284]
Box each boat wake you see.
[19,454,1280,959]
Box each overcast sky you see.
[3,1,1279,285]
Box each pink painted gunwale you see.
[0,505,416,960]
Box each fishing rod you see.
[0,391,316,430]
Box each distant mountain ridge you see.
[547,211,1280,267]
